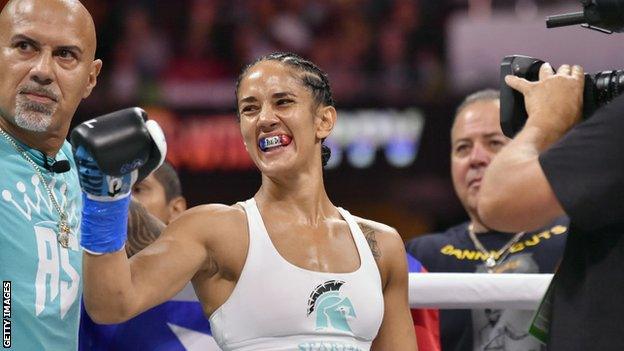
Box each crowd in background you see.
[80,0,574,112]
[81,0,446,110]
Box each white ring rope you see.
[408,273,553,309]
[173,274,553,310]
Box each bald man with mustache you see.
[0,0,101,349]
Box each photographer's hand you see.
[504,62,585,148]
[477,63,584,232]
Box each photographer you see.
[478,61,624,350]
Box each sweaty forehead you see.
[239,61,306,97]
[1,0,96,57]
[451,100,503,141]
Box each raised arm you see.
[69,108,215,323]
[477,126,565,232]
[125,199,165,257]
[83,205,227,324]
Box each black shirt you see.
[406,219,567,351]
[539,94,624,351]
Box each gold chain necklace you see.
[467,223,525,273]
[0,127,72,248]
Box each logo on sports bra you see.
[307,280,356,333]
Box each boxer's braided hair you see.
[236,52,333,167]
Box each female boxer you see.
[80,53,416,350]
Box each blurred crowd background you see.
[9,0,618,239]
[80,0,451,109]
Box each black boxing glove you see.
[70,107,166,254]
[71,107,166,193]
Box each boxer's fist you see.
[71,107,166,200]
[71,108,166,254]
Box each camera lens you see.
[593,70,624,104]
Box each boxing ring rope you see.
[408,273,553,309]
[173,273,553,310]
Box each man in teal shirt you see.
[0,0,102,349]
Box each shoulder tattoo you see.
[126,199,166,257]
[358,222,381,259]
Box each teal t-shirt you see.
[0,136,82,350]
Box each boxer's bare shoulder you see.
[352,215,407,287]
[165,203,246,244]
[352,216,400,259]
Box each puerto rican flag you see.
[79,283,221,350]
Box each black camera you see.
[499,0,624,137]
[499,55,624,137]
